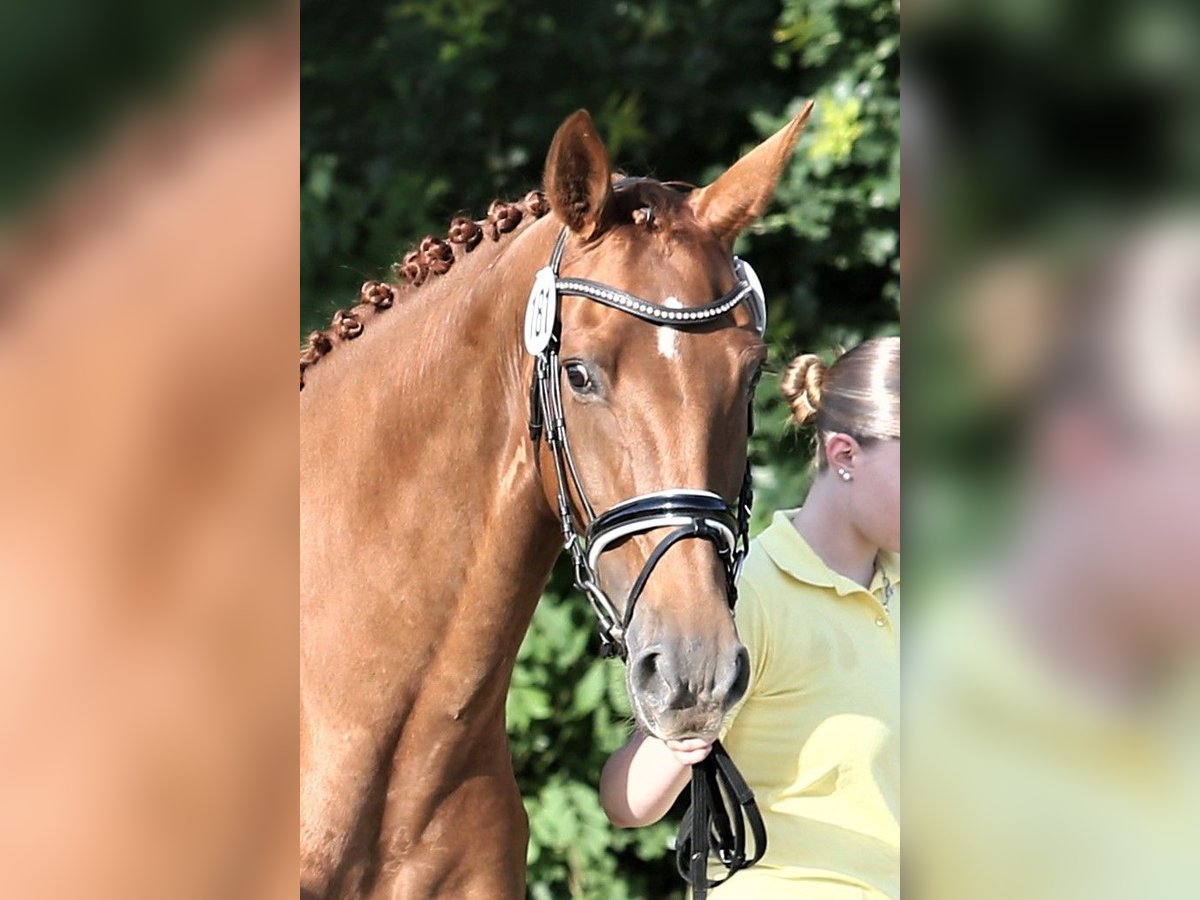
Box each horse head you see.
[535,104,812,741]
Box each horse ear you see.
[690,101,814,245]
[544,109,615,240]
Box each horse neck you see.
[301,214,562,723]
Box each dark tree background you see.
[302,1,898,896]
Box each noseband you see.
[525,226,763,660]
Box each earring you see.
[837,468,852,482]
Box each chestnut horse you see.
[300,104,812,899]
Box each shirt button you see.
[875,616,887,627]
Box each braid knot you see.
[332,308,363,340]
[361,280,394,309]
[448,216,483,250]
[486,200,522,240]
[421,236,455,275]
[397,249,428,286]
[523,190,551,218]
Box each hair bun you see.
[781,353,825,426]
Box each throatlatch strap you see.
[676,740,767,898]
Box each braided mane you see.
[300,189,552,390]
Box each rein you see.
[524,222,767,896]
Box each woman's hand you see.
[600,733,717,828]
[664,737,715,766]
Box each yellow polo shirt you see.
[908,591,1200,900]
[711,509,899,899]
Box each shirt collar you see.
[757,508,900,598]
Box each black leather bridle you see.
[524,218,768,896]
[526,225,762,660]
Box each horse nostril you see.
[717,645,750,709]
[633,649,663,691]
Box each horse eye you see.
[748,366,764,397]
[565,362,594,394]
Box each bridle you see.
[523,212,769,896]
[526,225,763,660]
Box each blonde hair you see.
[780,336,900,467]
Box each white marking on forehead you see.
[657,297,682,360]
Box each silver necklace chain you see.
[877,559,894,616]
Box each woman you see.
[600,336,900,899]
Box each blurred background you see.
[906,0,1200,898]
[1,3,297,899]
[0,1,245,213]
[302,1,898,897]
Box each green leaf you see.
[570,662,607,717]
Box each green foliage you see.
[511,591,681,898]
[302,0,897,895]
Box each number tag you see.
[524,267,558,355]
